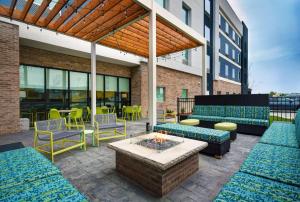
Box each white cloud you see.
[226,0,248,22]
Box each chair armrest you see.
[66,123,85,130]
[116,118,126,123]
[36,130,53,135]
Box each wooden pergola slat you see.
[8,0,17,17]
[42,0,69,27]
[20,0,34,20]
[30,0,52,24]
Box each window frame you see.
[182,2,191,26]
[156,86,165,103]
[225,64,229,77]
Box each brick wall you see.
[213,80,241,95]
[20,46,132,77]
[131,62,202,117]
[0,21,20,135]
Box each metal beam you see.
[148,1,156,128]
[91,42,97,125]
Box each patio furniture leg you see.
[50,134,54,163]
[33,132,38,148]
[83,132,86,151]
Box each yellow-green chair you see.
[70,108,84,128]
[137,105,142,119]
[86,106,91,121]
[48,109,61,120]
[96,107,102,114]
[34,118,86,162]
[124,106,136,121]
[101,106,109,114]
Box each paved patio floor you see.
[0,120,259,202]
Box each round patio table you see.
[214,122,237,141]
[180,119,199,126]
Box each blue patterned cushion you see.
[188,115,223,122]
[214,172,300,202]
[244,106,269,120]
[222,117,269,127]
[0,174,87,201]
[225,106,245,118]
[193,105,210,116]
[260,122,299,148]
[210,105,226,116]
[154,123,230,143]
[240,143,300,187]
[0,147,61,190]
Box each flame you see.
[154,133,166,143]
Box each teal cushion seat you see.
[295,109,300,146]
[188,115,223,122]
[214,172,300,202]
[260,122,299,148]
[153,123,230,144]
[225,106,245,118]
[222,117,269,127]
[0,147,61,190]
[0,174,87,201]
[244,106,269,120]
[240,143,300,187]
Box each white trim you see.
[219,76,241,85]
[219,29,241,51]
[219,53,241,68]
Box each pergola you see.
[0,0,206,127]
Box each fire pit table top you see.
[108,133,208,170]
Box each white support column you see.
[148,1,157,128]
[202,44,207,95]
[91,42,97,125]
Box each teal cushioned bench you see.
[154,123,230,144]
[188,115,224,122]
[240,143,300,187]
[259,122,299,148]
[295,110,300,146]
[0,174,87,202]
[214,172,300,202]
[0,147,61,190]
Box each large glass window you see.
[181,89,188,98]
[20,65,45,102]
[105,76,117,107]
[205,25,211,43]
[70,72,88,107]
[118,77,130,107]
[46,69,68,109]
[181,3,191,26]
[157,87,165,102]
[182,50,190,65]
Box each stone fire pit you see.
[108,133,208,197]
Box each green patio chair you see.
[48,109,61,120]
[70,108,84,128]
[86,106,91,121]
[137,105,142,119]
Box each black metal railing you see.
[177,98,195,121]
[269,96,300,122]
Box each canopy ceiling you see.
[0,0,203,57]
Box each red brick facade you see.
[213,80,241,95]
[0,21,20,135]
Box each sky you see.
[227,0,300,94]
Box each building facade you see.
[0,0,247,134]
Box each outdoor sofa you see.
[214,109,300,201]
[154,123,230,158]
[189,105,270,135]
[0,147,87,201]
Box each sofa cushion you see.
[193,105,210,116]
[0,174,87,201]
[210,105,226,117]
[0,147,61,190]
[240,143,300,187]
[260,122,299,148]
[153,123,230,144]
[214,172,300,202]
[222,117,269,127]
[188,115,223,122]
[225,106,245,118]
[244,106,269,120]
[193,105,225,117]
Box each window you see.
[238,71,241,81]
[206,54,210,70]
[232,49,235,60]
[217,91,222,95]
[205,25,210,43]
[89,74,104,106]
[155,0,167,9]
[182,50,190,65]
[237,53,240,63]
[232,31,235,41]
[225,22,229,34]
[181,3,191,26]
[225,65,229,76]
[105,76,117,107]
[226,92,230,95]
[119,77,130,107]
[232,68,236,79]
[237,37,240,45]
[20,65,45,102]
[46,69,68,108]
[157,87,165,102]
[70,72,88,106]
[225,43,229,55]
[205,0,210,14]
[181,89,188,98]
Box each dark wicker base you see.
[230,130,237,141]
[200,139,231,158]
[198,121,267,136]
[115,152,199,197]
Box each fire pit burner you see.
[137,138,180,151]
